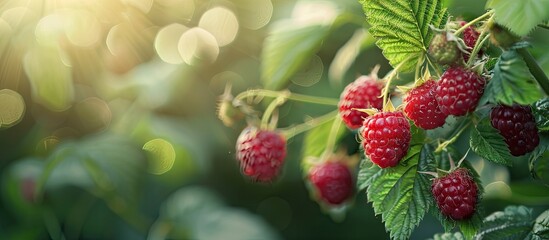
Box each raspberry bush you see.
[222,0,549,238]
[1,0,548,239]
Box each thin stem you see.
[382,59,410,107]
[235,89,339,106]
[517,48,549,95]
[261,95,287,130]
[426,55,442,77]
[323,115,342,155]
[466,34,490,67]
[454,10,494,36]
[435,121,472,153]
[281,110,338,139]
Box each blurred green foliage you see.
[0,0,548,239]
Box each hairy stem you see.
[517,48,549,95]
[235,89,339,106]
[282,110,338,139]
[323,116,342,155]
[454,10,494,36]
[261,95,287,130]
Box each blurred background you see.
[0,0,548,239]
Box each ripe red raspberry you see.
[490,104,540,156]
[460,21,482,62]
[428,32,460,65]
[435,66,485,116]
[338,75,383,129]
[361,111,411,168]
[404,80,449,129]
[309,162,353,205]
[432,168,478,220]
[236,127,286,182]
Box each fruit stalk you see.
[517,48,549,95]
[282,110,338,139]
[454,10,494,36]
[235,89,339,106]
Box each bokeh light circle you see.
[178,27,219,65]
[239,0,273,30]
[0,89,26,128]
[198,7,239,47]
[143,138,176,175]
[155,23,188,64]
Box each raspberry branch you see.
[517,48,549,95]
[281,110,338,139]
[234,89,339,106]
[454,10,494,36]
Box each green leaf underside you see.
[533,210,549,239]
[360,0,448,72]
[474,206,534,240]
[480,50,541,106]
[532,98,549,131]
[470,119,513,166]
[486,0,549,36]
[529,134,549,185]
[432,232,465,240]
[360,144,435,239]
[261,24,331,90]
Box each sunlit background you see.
[1,0,549,239]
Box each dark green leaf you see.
[470,119,513,166]
[261,24,331,90]
[474,206,534,240]
[529,134,549,186]
[365,144,436,239]
[37,133,147,202]
[151,187,280,240]
[359,0,448,72]
[480,50,541,106]
[532,98,549,131]
[486,0,549,36]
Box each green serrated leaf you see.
[474,206,535,240]
[470,119,513,166]
[486,0,549,36]
[356,157,383,192]
[360,0,448,72]
[366,144,435,239]
[532,98,549,131]
[432,232,465,240]
[261,24,331,90]
[480,50,541,106]
[532,209,549,239]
